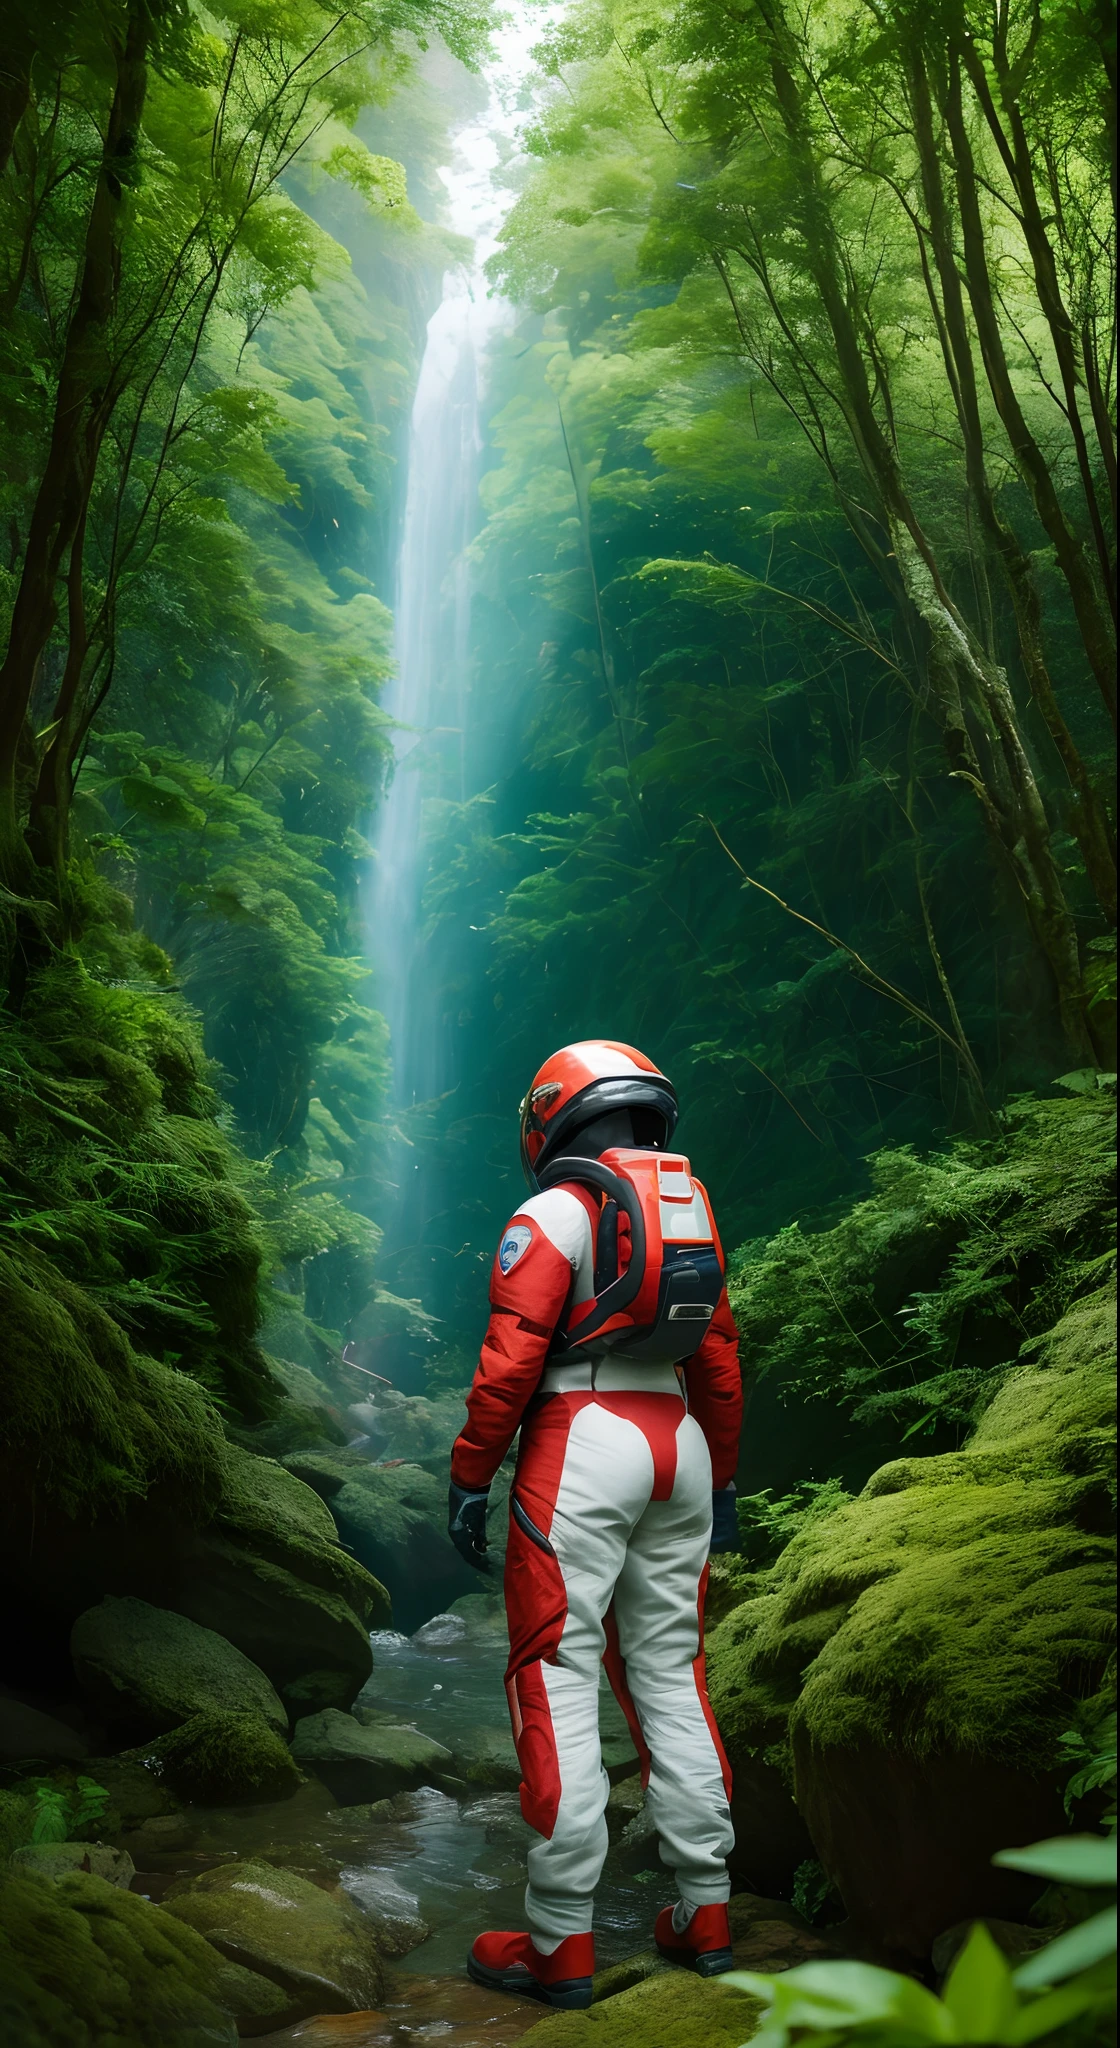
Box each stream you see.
[130,1607,662,2046]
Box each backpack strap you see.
[538,1156,648,1354]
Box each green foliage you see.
[29,1779,110,1846]
[791,1858,842,1929]
[1059,1688,1118,1823]
[734,1838,1118,2045]
[728,1094,1116,1433]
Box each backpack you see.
[540,1148,724,1365]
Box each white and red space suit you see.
[449,1040,743,2010]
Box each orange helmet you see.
[519,1040,678,1186]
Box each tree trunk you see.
[908,53,1116,925]
[940,52,1117,729]
[0,0,150,872]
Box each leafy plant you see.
[731,1836,1117,2045]
[30,1779,110,1846]
[1058,1693,1117,1823]
[792,1858,843,1928]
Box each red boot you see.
[655,1901,734,1977]
[467,1929,595,2009]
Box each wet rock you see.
[139,1709,303,1805]
[163,1857,385,2022]
[124,1811,193,1856]
[523,1964,763,2044]
[411,1611,467,1647]
[451,1723,522,1791]
[71,1597,288,1740]
[728,1891,844,1972]
[0,1867,283,2045]
[462,1790,531,1846]
[291,1708,452,1803]
[0,1692,88,1764]
[9,1842,135,1888]
[339,1866,431,1956]
[605,1773,643,1837]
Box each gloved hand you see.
[710,1484,739,1554]
[448,1481,491,1572]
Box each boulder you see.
[0,1868,285,2045]
[291,1708,452,1803]
[450,1724,522,1792]
[80,1753,176,1827]
[70,1597,287,1740]
[162,1858,385,2022]
[138,1710,302,1806]
[283,1451,502,1633]
[9,1843,134,1888]
[706,1287,1116,1958]
[0,1693,88,1765]
[174,1448,389,1714]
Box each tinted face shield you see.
[525,1075,678,1185]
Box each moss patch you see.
[140,1710,302,1805]
[0,1867,284,2045]
[523,1967,762,2045]
[707,1283,1116,1777]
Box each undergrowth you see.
[728,1090,1116,1434]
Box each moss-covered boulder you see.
[138,1709,302,1805]
[162,1857,385,2022]
[283,1450,502,1632]
[0,1868,286,2045]
[524,1967,763,2045]
[174,1448,389,1714]
[70,1596,287,1739]
[10,1844,135,1888]
[707,1284,1116,1958]
[291,1707,452,1802]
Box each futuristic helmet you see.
[519,1040,678,1187]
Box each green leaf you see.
[993,1835,1116,1887]
[1012,1908,1117,1989]
[942,1923,1018,2040]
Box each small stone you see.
[9,1842,135,1889]
[411,1612,467,1647]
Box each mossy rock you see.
[138,1710,302,1805]
[0,1868,285,2046]
[162,1856,385,2021]
[284,1451,495,1629]
[174,1448,390,1711]
[523,1966,763,2045]
[291,1707,452,1802]
[707,1283,1116,1956]
[0,1788,38,1860]
[71,1596,287,1739]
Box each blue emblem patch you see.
[498,1224,532,1275]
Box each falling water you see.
[370,25,544,1116]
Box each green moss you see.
[143,1711,302,1804]
[522,1966,763,2045]
[0,1789,36,1859]
[0,1868,247,2046]
[707,1284,1116,1777]
[212,1444,390,1628]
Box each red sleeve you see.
[450,1212,576,1491]
[683,1287,743,1490]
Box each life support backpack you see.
[540,1147,724,1366]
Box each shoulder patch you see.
[497,1223,533,1275]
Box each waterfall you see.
[366,19,546,1327]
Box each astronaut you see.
[447,1040,743,2009]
